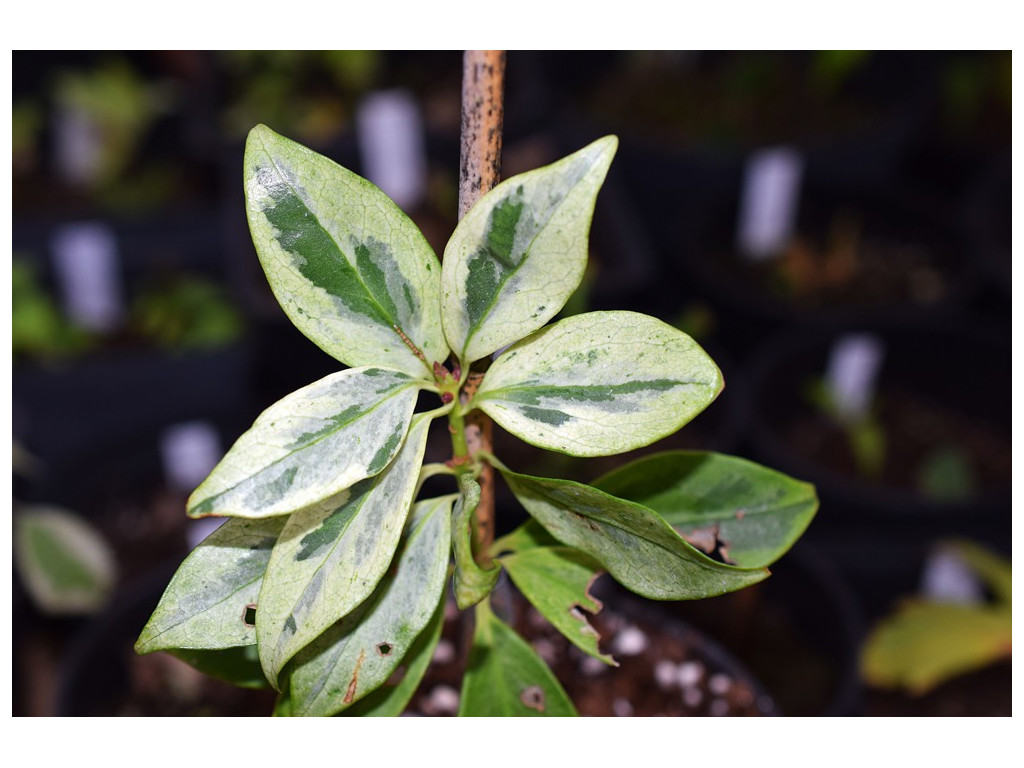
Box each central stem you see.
[458,50,505,564]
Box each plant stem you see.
[458,50,505,564]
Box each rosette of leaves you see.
[136,124,818,717]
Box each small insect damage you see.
[678,522,737,565]
[519,685,546,712]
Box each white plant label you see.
[824,334,885,422]
[920,547,983,605]
[50,222,123,332]
[160,421,223,494]
[736,146,804,260]
[356,89,427,211]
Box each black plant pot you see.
[677,179,982,356]
[743,316,1010,618]
[13,340,255,511]
[664,541,865,716]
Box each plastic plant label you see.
[736,146,804,260]
[920,547,983,605]
[53,105,103,186]
[50,222,123,331]
[824,333,885,422]
[160,420,224,494]
[356,89,427,211]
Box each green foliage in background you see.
[862,541,1011,694]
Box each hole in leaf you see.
[377,642,393,656]
[242,603,257,627]
[520,685,546,712]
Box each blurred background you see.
[11,50,1011,717]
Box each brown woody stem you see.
[458,50,505,564]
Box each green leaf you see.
[244,124,449,378]
[286,495,453,716]
[188,366,419,519]
[256,415,431,688]
[441,136,617,364]
[341,598,446,717]
[592,451,817,568]
[490,518,560,557]
[474,311,723,456]
[452,475,501,609]
[136,517,285,654]
[499,465,769,600]
[459,599,577,716]
[500,546,616,667]
[13,506,116,615]
[861,600,1012,694]
[168,645,270,689]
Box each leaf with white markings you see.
[459,599,577,716]
[452,475,501,609]
[441,136,617,364]
[14,507,117,615]
[500,546,616,666]
[593,451,817,568]
[342,599,446,717]
[475,311,722,457]
[136,516,285,653]
[499,465,769,600]
[245,124,449,378]
[188,366,418,519]
[286,495,452,716]
[256,416,431,688]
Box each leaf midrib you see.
[462,180,584,358]
[259,135,432,376]
[193,378,414,512]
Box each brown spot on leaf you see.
[735,509,747,520]
[520,685,545,712]
[344,650,366,704]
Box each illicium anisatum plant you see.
[135,124,818,716]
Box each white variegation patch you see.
[475,311,723,457]
[255,416,431,688]
[441,136,617,364]
[13,507,116,615]
[135,517,286,654]
[245,125,449,379]
[287,495,452,716]
[188,367,419,520]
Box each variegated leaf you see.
[256,415,431,688]
[593,451,817,568]
[452,475,501,609]
[188,366,418,519]
[500,546,616,666]
[341,598,446,717]
[441,136,617,364]
[287,495,452,716]
[245,124,448,378]
[135,517,285,653]
[13,506,116,615]
[499,466,769,600]
[459,599,577,716]
[474,311,722,457]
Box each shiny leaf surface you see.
[188,366,419,520]
[475,311,722,456]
